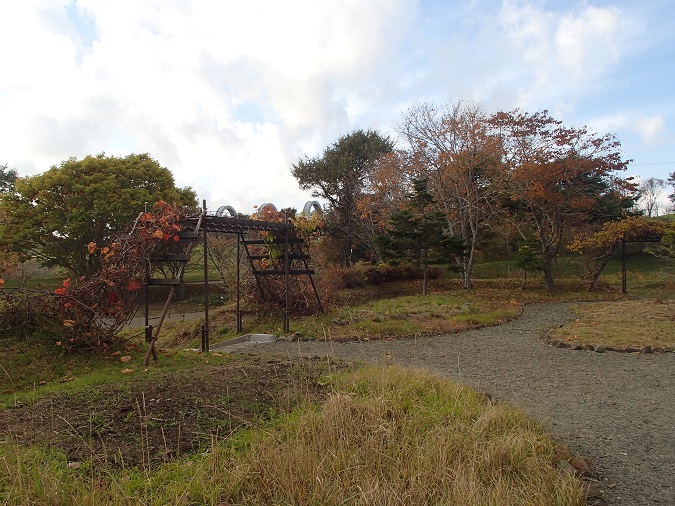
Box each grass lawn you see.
[548,299,675,349]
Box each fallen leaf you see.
[121,368,134,374]
[212,353,223,357]
[87,242,97,254]
[111,351,121,356]
[63,320,75,327]
[120,356,132,363]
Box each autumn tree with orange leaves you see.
[396,101,504,289]
[491,109,636,290]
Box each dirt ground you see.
[0,355,349,468]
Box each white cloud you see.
[634,116,667,144]
[1,0,674,208]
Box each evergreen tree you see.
[376,178,465,295]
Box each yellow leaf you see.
[151,229,164,239]
[120,356,132,363]
[121,368,134,374]
[63,320,75,327]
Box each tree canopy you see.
[0,153,197,276]
[490,109,634,289]
[291,129,394,266]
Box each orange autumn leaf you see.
[0,279,4,287]
[55,287,67,295]
[119,356,132,363]
[126,279,142,291]
[121,368,134,374]
[101,247,109,254]
[87,242,97,254]
[151,229,164,239]
[62,278,71,288]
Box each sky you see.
[1,0,674,215]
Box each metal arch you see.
[215,205,237,217]
[302,200,322,216]
[257,202,278,217]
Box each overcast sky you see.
[1,0,674,214]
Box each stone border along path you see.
[217,302,674,505]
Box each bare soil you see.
[0,355,349,468]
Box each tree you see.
[291,130,394,266]
[668,171,675,210]
[0,153,197,276]
[638,177,666,217]
[376,178,465,295]
[0,164,17,193]
[491,110,634,290]
[397,101,504,289]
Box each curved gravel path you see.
[222,303,674,505]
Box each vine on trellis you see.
[248,206,324,314]
[0,201,187,350]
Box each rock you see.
[594,345,605,353]
[570,343,583,350]
[624,347,639,353]
[549,339,560,347]
[582,344,595,351]
[641,345,653,354]
[67,461,81,469]
[652,346,665,353]
[571,456,595,478]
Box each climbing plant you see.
[0,201,187,350]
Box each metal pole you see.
[236,232,242,332]
[144,201,149,332]
[621,235,627,294]
[284,212,290,332]
[203,199,209,352]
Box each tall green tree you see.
[376,179,465,295]
[0,153,197,276]
[668,171,675,210]
[291,130,394,266]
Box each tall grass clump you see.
[217,366,584,505]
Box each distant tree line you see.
[1,100,673,292]
[292,101,644,290]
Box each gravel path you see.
[220,303,674,505]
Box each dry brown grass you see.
[549,299,675,348]
[214,367,584,506]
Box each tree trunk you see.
[422,263,429,296]
[542,253,556,291]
